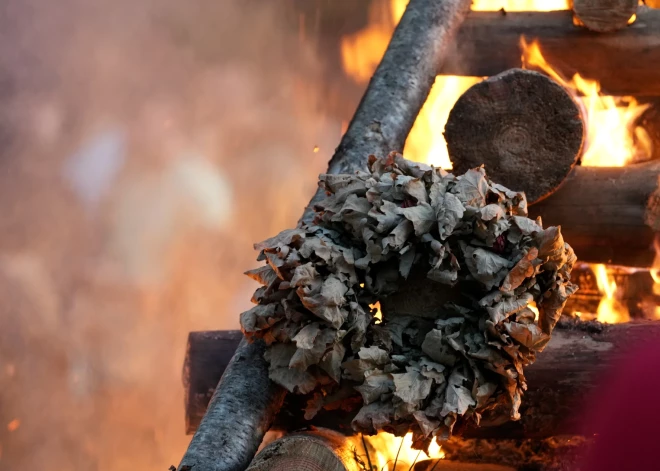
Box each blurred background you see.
[0,0,357,468]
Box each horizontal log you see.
[528,161,660,268]
[184,321,660,439]
[441,8,660,96]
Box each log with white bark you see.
[301,0,473,223]
[440,8,660,96]
[177,0,473,468]
[183,321,660,439]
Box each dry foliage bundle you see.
[240,153,577,447]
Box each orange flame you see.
[350,431,445,471]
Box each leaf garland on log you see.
[240,153,577,448]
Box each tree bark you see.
[440,8,660,96]
[183,321,660,440]
[300,0,473,224]
[177,338,287,471]
[246,429,358,471]
[572,0,638,33]
[528,161,660,268]
[444,68,584,204]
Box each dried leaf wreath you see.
[240,153,577,446]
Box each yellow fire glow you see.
[593,265,630,324]
[351,431,445,471]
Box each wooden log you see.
[301,0,473,223]
[182,321,660,439]
[572,0,638,33]
[177,338,287,471]
[440,8,660,96]
[528,161,660,268]
[444,68,584,204]
[183,330,243,434]
[246,429,358,471]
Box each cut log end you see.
[572,0,638,33]
[246,430,356,471]
[444,68,584,204]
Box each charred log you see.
[444,68,584,204]
[528,161,660,268]
[183,321,660,439]
[441,8,660,96]
[572,0,638,33]
[301,0,473,223]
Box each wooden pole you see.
[444,68,584,204]
[528,161,660,268]
[440,8,660,96]
[177,0,473,468]
[183,321,660,439]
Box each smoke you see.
[0,0,339,468]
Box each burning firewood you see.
[444,68,584,205]
[185,321,660,440]
[441,8,660,96]
[571,0,638,33]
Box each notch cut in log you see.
[572,0,638,33]
[178,0,473,468]
[184,321,660,439]
[528,161,660,268]
[444,68,584,204]
[440,8,660,96]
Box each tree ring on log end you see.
[572,0,637,33]
[444,68,584,204]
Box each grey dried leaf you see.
[383,219,414,251]
[505,321,551,351]
[413,411,441,437]
[290,328,336,371]
[399,245,416,279]
[290,263,319,288]
[487,293,533,324]
[480,204,505,222]
[501,247,539,293]
[392,371,433,404]
[320,341,346,383]
[453,168,488,208]
[403,178,429,204]
[463,245,511,290]
[355,372,395,404]
[358,346,390,365]
[352,401,395,434]
[245,265,280,286]
[538,281,578,334]
[269,366,318,394]
[370,200,404,234]
[512,216,542,236]
[535,226,566,271]
[292,322,321,349]
[436,193,465,241]
[398,202,435,236]
[240,303,278,333]
[254,228,305,252]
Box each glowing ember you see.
[351,431,445,471]
[7,419,20,432]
